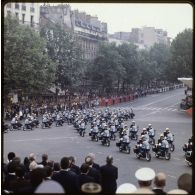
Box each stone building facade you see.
[40,4,108,60]
[4,2,40,31]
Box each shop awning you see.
[178,78,193,88]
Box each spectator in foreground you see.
[152,172,167,195]
[52,156,79,194]
[69,156,81,175]
[134,167,155,194]
[177,173,192,194]
[78,163,95,189]
[100,155,118,194]
[116,183,137,194]
[85,156,102,185]
[87,153,100,171]
[38,153,49,167]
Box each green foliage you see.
[40,21,85,91]
[170,29,192,80]
[4,15,55,95]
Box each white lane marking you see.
[167,174,177,179]
[173,157,182,161]
[4,136,78,142]
[140,94,178,107]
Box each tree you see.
[40,21,85,92]
[169,29,192,81]
[89,42,124,96]
[4,15,55,95]
[149,43,171,81]
[117,43,139,90]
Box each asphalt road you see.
[3,87,192,192]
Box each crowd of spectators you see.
[3,152,192,194]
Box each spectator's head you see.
[177,173,192,193]
[80,163,90,174]
[15,164,26,178]
[60,157,70,170]
[12,157,21,165]
[7,161,17,173]
[53,162,60,172]
[42,154,48,162]
[69,156,76,164]
[87,153,95,162]
[30,168,45,187]
[47,160,54,169]
[44,166,53,178]
[85,156,93,166]
[29,153,36,162]
[24,157,30,165]
[106,155,113,165]
[154,172,166,188]
[135,167,155,188]
[7,152,16,162]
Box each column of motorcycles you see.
[4,107,192,167]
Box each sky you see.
[60,3,194,39]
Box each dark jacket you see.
[52,169,79,194]
[78,174,95,188]
[100,164,118,194]
[152,188,167,195]
[87,167,101,184]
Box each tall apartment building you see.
[109,26,170,50]
[40,4,108,60]
[129,26,170,49]
[4,3,40,31]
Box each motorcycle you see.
[23,123,33,131]
[41,121,52,129]
[10,123,23,131]
[89,132,99,142]
[133,144,151,161]
[99,136,110,146]
[116,141,131,154]
[185,150,192,167]
[152,144,171,160]
[165,136,175,152]
[110,131,116,141]
[79,128,85,137]
[56,119,63,127]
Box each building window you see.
[22,14,25,24]
[15,3,19,9]
[30,7,35,12]
[22,3,26,11]
[6,3,11,8]
[15,12,19,19]
[30,15,34,27]
[30,4,35,13]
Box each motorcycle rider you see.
[141,128,149,142]
[79,120,86,135]
[110,122,117,139]
[157,134,169,153]
[24,116,32,129]
[147,124,155,144]
[121,131,130,147]
[163,128,174,145]
[129,121,138,138]
[139,135,150,155]
[183,136,193,153]
[101,125,110,141]
[11,115,22,129]
[90,122,99,135]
